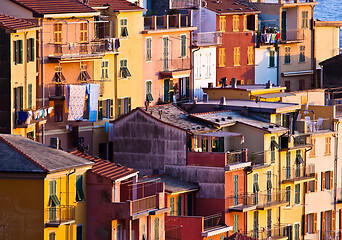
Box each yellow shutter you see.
[322,172,325,190]
[219,16,226,32]
[321,211,325,239]
[219,48,225,67]
[244,15,247,31]
[332,210,336,231]
[313,213,317,233]
[330,171,334,190]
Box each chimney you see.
[231,78,237,88]
[203,93,209,102]
[50,137,59,149]
[219,96,226,105]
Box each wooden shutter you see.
[330,171,334,190]
[155,217,159,240]
[27,39,30,62]
[19,86,23,110]
[313,213,317,233]
[321,211,325,239]
[315,173,318,192]
[304,214,307,235]
[28,84,32,109]
[31,38,35,61]
[332,210,336,231]
[14,40,18,63]
[322,172,325,191]
[177,195,182,216]
[304,182,308,194]
[18,40,23,64]
[170,197,174,216]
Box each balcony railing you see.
[203,213,224,231]
[282,164,315,183]
[280,29,305,42]
[256,0,315,3]
[45,42,108,58]
[160,57,191,72]
[192,32,222,46]
[227,193,257,212]
[131,195,158,214]
[170,0,200,9]
[256,189,287,209]
[45,206,75,226]
[244,225,289,240]
[144,14,191,30]
[16,106,51,128]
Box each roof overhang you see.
[201,226,233,237]
[315,21,342,27]
[43,12,100,18]
[282,70,314,77]
[197,131,242,138]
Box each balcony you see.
[131,195,158,214]
[244,225,289,240]
[45,205,75,227]
[202,213,233,237]
[192,32,222,47]
[282,164,315,183]
[280,29,305,43]
[16,106,51,128]
[170,0,200,9]
[144,14,192,31]
[256,189,288,210]
[227,194,257,212]
[48,84,65,100]
[256,32,279,47]
[187,149,248,168]
[45,42,108,60]
[159,57,191,78]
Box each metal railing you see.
[131,195,157,214]
[144,14,191,30]
[192,32,222,46]
[203,213,224,230]
[244,225,289,240]
[160,57,191,72]
[226,150,248,164]
[258,0,315,3]
[45,42,106,57]
[45,206,75,224]
[280,29,305,42]
[227,193,257,210]
[170,0,200,9]
[256,189,287,208]
[282,164,315,182]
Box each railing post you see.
[164,15,169,29]
[152,16,157,30]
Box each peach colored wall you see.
[142,30,192,104]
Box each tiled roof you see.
[0,14,39,30]
[71,150,138,181]
[88,0,144,11]
[10,0,96,16]
[141,104,216,134]
[0,134,94,173]
[205,0,259,14]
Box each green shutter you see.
[27,39,30,62]
[185,77,190,98]
[19,86,23,110]
[177,195,181,216]
[31,38,35,61]
[28,84,32,109]
[164,79,170,102]
[76,175,85,202]
[18,40,23,64]
[154,217,159,240]
[14,40,18,64]
[14,87,18,111]
[170,197,174,216]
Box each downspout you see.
[41,19,45,144]
[311,7,316,88]
[192,47,200,101]
[24,32,28,111]
[334,121,339,240]
[66,169,76,240]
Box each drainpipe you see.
[66,169,75,240]
[24,32,28,111]
[192,47,200,101]
[334,121,339,239]
[41,19,45,144]
[311,6,316,88]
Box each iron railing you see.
[131,195,157,214]
[280,29,305,42]
[45,42,107,57]
[192,32,222,46]
[203,213,224,230]
[160,57,191,72]
[45,205,75,224]
[282,164,315,182]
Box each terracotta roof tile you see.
[71,150,138,181]
[88,0,144,11]
[10,0,96,16]
[0,14,39,30]
[205,0,259,14]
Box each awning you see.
[256,92,295,99]
[282,70,314,77]
[159,69,191,79]
[197,131,243,138]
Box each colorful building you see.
[0,134,94,240]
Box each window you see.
[117,97,131,117]
[80,23,88,44]
[285,186,291,207]
[146,81,153,102]
[299,46,305,63]
[54,101,64,122]
[120,19,128,37]
[205,53,211,77]
[76,225,83,240]
[98,99,114,120]
[49,232,56,240]
[177,195,182,216]
[219,48,225,67]
[302,11,308,29]
[154,217,159,240]
[323,171,333,190]
[269,50,275,68]
[325,137,331,155]
[285,81,291,92]
[253,211,259,239]
[170,197,174,216]
[294,223,300,240]
[101,60,109,80]
[310,138,316,157]
[219,16,226,32]
[49,180,60,221]
[146,38,152,61]
[220,236,225,240]
[234,214,239,233]
[294,184,300,205]
[253,173,259,204]
[271,136,276,163]
[27,38,35,62]
[181,35,186,57]
[54,23,62,44]
[247,46,254,65]
[233,15,239,31]
[76,175,85,202]
[13,40,23,64]
[202,139,208,152]
[28,84,32,109]
[163,37,169,70]
[14,86,23,112]
[187,194,193,216]
[285,47,291,64]
[285,152,291,179]
[267,209,272,237]
[234,47,240,66]
[234,175,238,206]
[306,213,317,234]
[267,171,272,202]
[119,59,131,78]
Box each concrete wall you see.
[315,26,340,68]
[193,46,216,101]
[255,47,278,85]
[192,8,217,33]
[113,110,187,176]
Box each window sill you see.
[146,59,152,62]
[298,61,306,64]
[284,63,291,65]
[268,66,276,68]
[234,65,241,67]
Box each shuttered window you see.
[177,195,182,216]
[234,175,238,206]
[120,19,128,37]
[146,38,152,61]
[14,40,23,64]
[294,184,300,204]
[285,186,291,207]
[269,50,275,68]
[219,48,225,67]
[247,46,254,65]
[76,175,85,202]
[234,47,240,66]
[325,137,331,155]
[181,35,186,57]
[49,232,56,240]
[54,23,62,44]
[234,214,239,233]
[80,23,88,43]
[154,217,159,240]
[219,16,226,32]
[170,197,174,216]
[233,15,239,31]
[28,84,32,109]
[27,38,35,62]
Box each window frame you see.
[76,224,83,240]
[302,11,309,29]
[120,18,128,38]
[285,185,291,207]
[284,46,291,64]
[233,15,240,32]
[119,59,131,79]
[54,23,62,44]
[294,183,300,205]
[76,174,85,202]
[234,47,241,66]
[219,16,226,32]
[180,34,187,58]
[80,22,88,43]
[247,46,254,65]
[269,50,275,68]
[146,37,152,61]
[299,46,305,63]
[101,60,109,80]
[219,48,226,67]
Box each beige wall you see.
[315,26,340,68]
